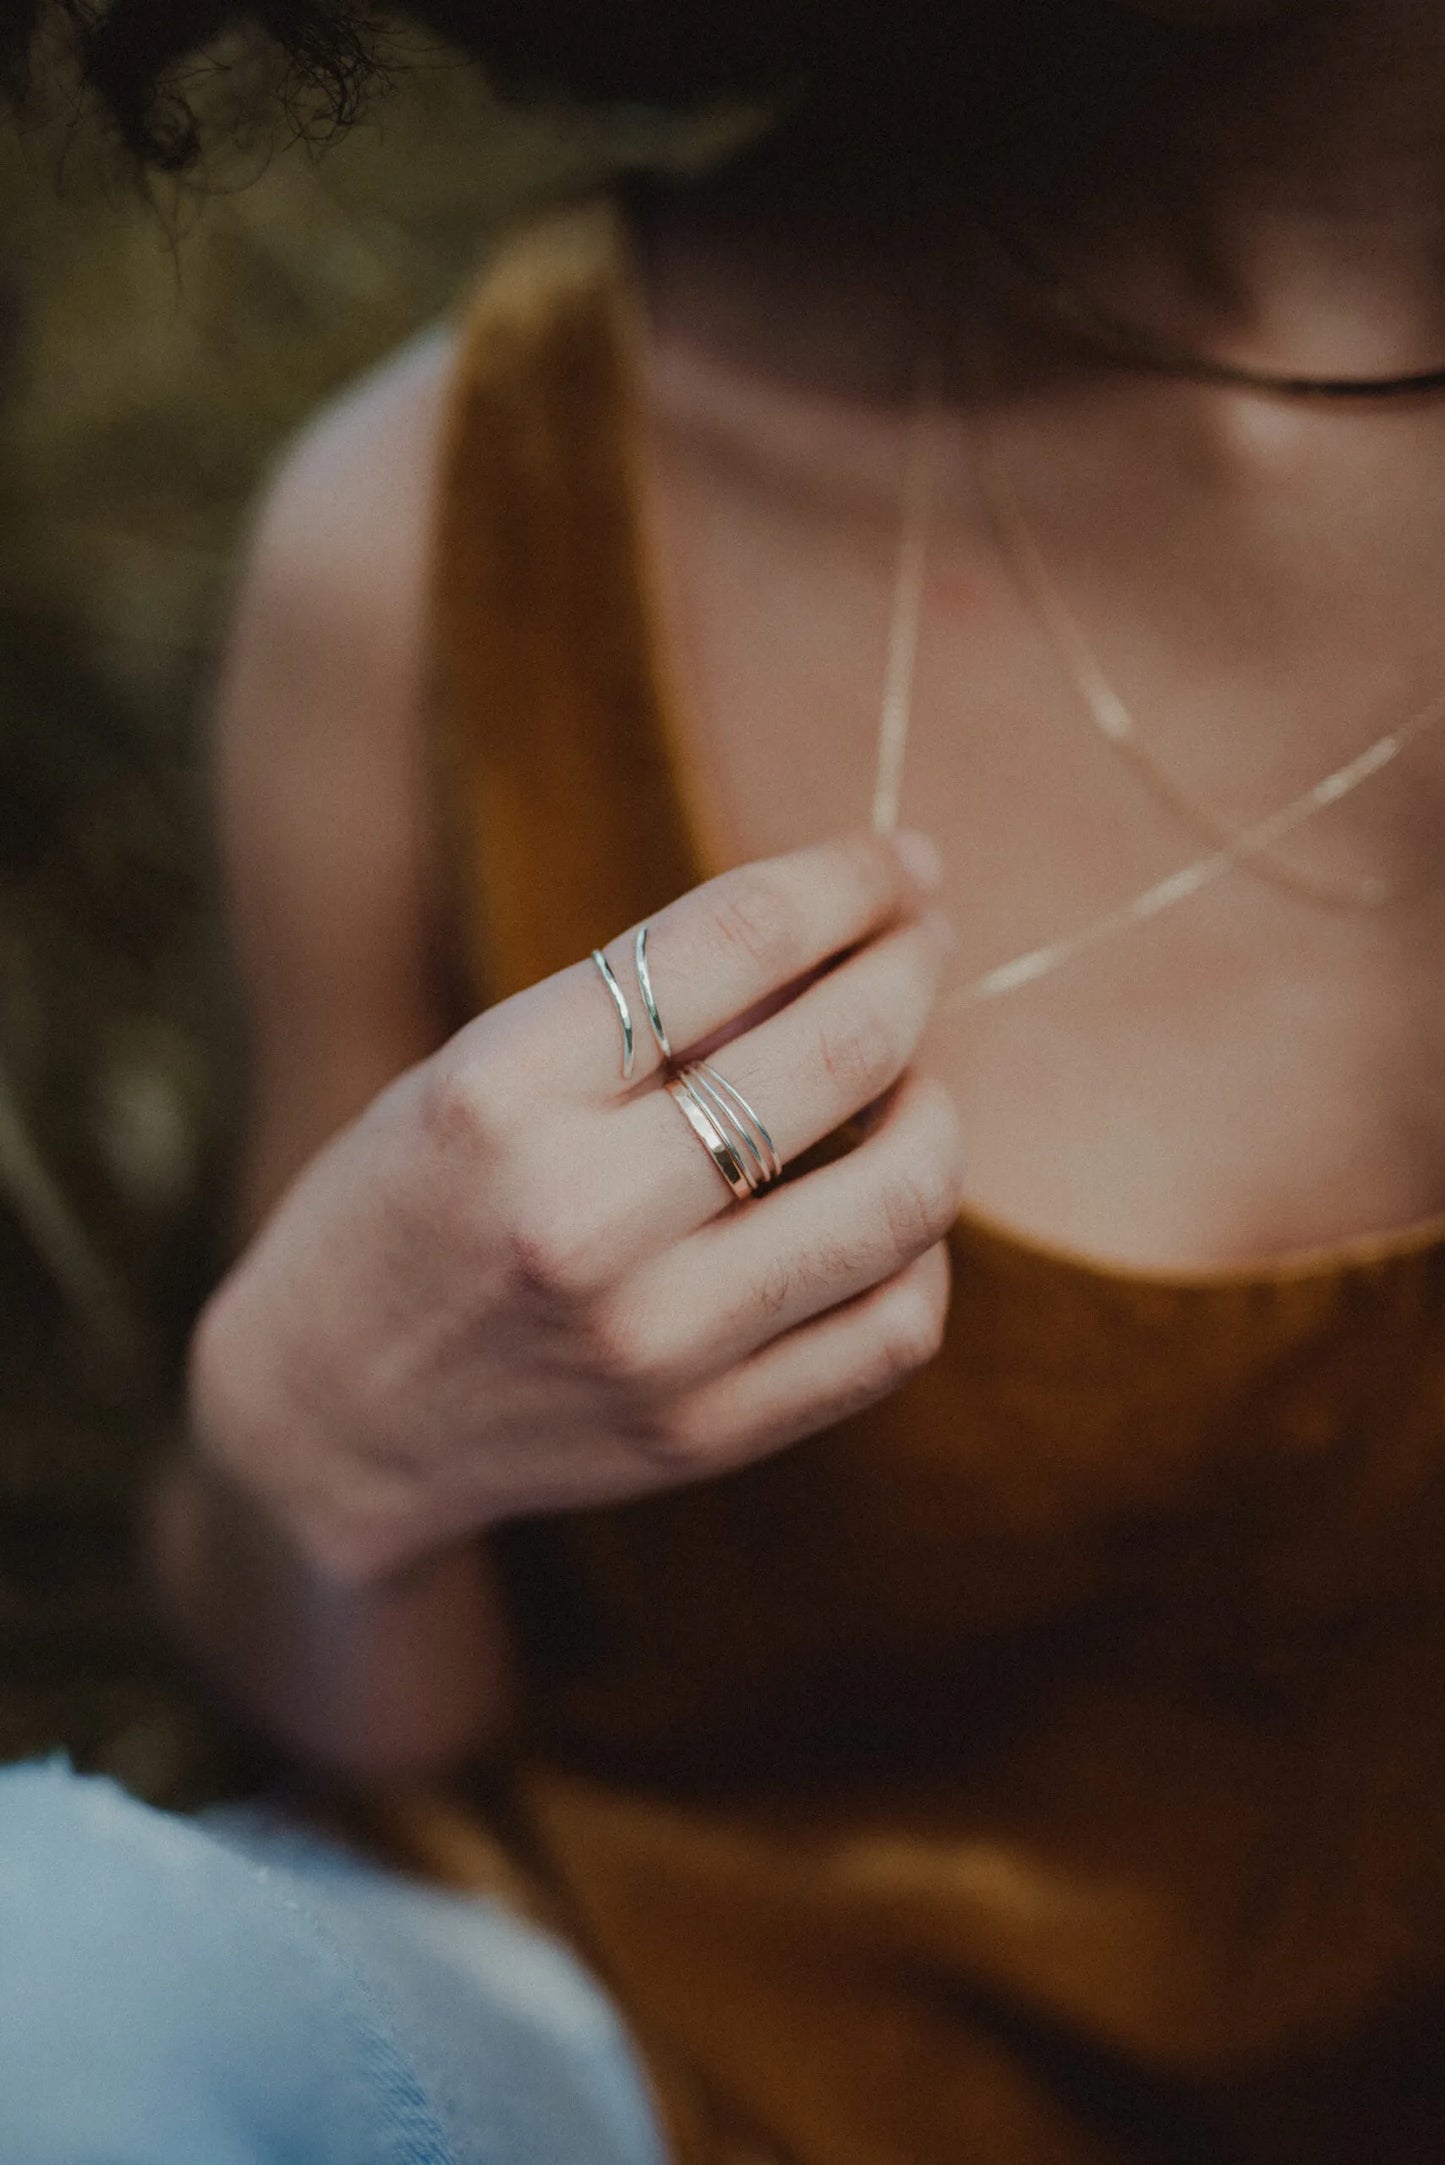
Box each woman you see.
[12,2,1445,2159]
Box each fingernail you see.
[894,829,944,890]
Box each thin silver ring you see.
[667,1074,751,1201]
[684,1066,774,1194]
[634,923,672,1061]
[591,948,634,1081]
[689,1061,782,1187]
[685,1066,768,1191]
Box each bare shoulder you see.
[232,323,458,693]
[215,323,466,1219]
[217,313,463,866]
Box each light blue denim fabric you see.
[0,1757,667,2165]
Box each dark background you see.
[0,23,723,1802]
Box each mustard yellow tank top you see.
[427,202,1445,2165]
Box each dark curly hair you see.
[7,3,1167,201]
[3,2,838,166]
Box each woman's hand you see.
[191,829,961,1583]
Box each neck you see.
[636,1,1445,396]
[1015,2,1445,380]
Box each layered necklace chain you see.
[976,440,1445,915]
[872,374,1445,1012]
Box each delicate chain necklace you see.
[871,354,941,836]
[870,375,1445,1011]
[976,438,1445,915]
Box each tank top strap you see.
[428,198,699,1008]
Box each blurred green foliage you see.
[0,26,727,1801]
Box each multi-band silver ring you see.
[667,1060,781,1204]
[667,1072,752,1200]
[591,923,782,1204]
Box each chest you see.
[644,403,1445,1268]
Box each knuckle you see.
[710,868,796,973]
[586,1302,679,1395]
[419,1061,503,1160]
[751,1235,865,1327]
[631,1400,716,1474]
[504,1197,610,1305]
[807,1229,867,1295]
[755,1246,808,1321]
[872,1280,947,1383]
[882,1164,957,1258]
[817,1004,898,1103]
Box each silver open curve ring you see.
[634,923,672,1062]
[591,948,635,1082]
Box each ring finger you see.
[667,1240,953,1475]
[607,905,955,1254]
[597,1073,962,1386]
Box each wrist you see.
[186,1266,437,1588]
[148,1438,511,1777]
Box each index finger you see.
[581,827,942,1096]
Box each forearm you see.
[148,1445,514,1781]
